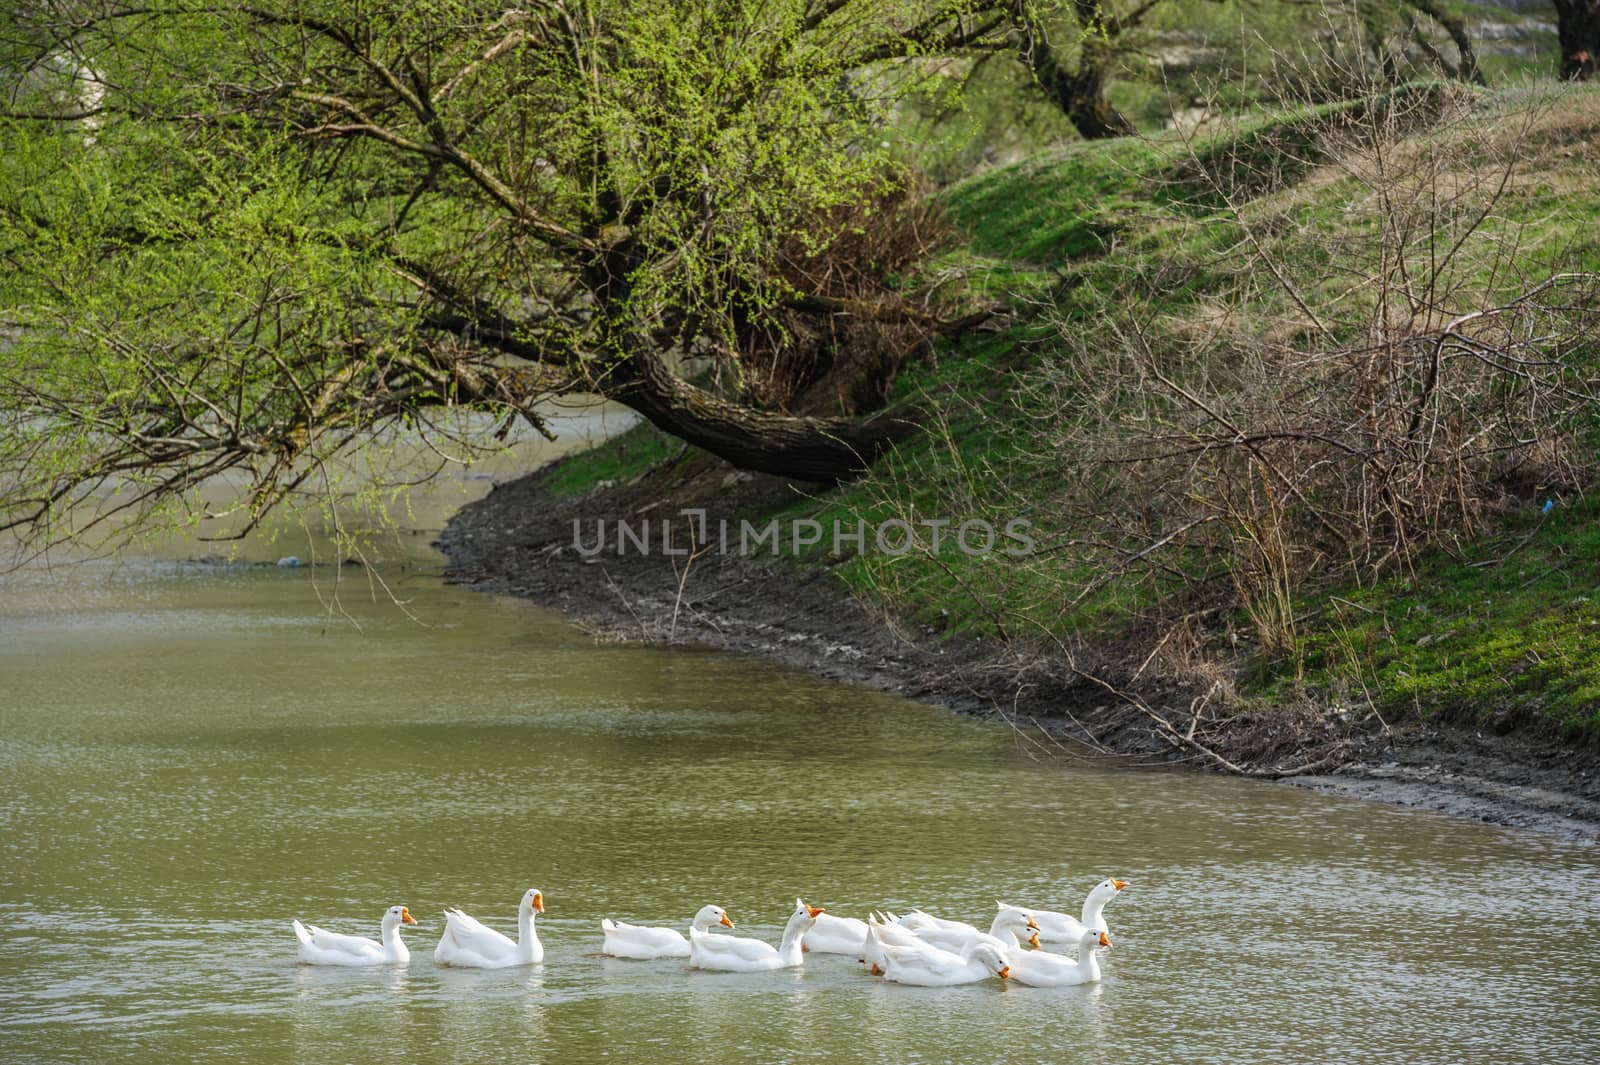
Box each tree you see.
[1392,0,1483,85]
[0,1,998,556]
[992,0,1482,144]
[1001,1,1149,140]
[1554,0,1599,80]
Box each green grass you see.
[1282,500,1600,738]
[542,420,682,497]
[941,135,1178,264]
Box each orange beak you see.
[1026,916,1039,930]
[869,963,883,976]
[997,965,1010,980]
[806,906,824,918]
[719,912,734,928]
[532,893,544,913]
[1098,931,1111,947]
[1112,879,1128,890]
[400,907,417,926]
[1028,931,1040,949]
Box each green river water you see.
[2,435,1598,1063]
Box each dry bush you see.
[731,184,951,418]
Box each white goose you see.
[601,905,734,959]
[434,888,545,968]
[803,911,869,955]
[903,905,1039,955]
[877,934,1011,987]
[1005,928,1110,987]
[689,898,821,972]
[292,905,416,966]
[860,913,938,975]
[1000,878,1127,943]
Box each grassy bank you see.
[539,82,1600,748]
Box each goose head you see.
[521,888,545,915]
[692,904,734,931]
[382,905,418,931]
[860,915,889,974]
[1093,878,1128,900]
[968,940,1010,980]
[1081,928,1113,951]
[782,898,823,943]
[992,903,1041,946]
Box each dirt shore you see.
[439,453,1600,842]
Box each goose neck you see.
[381,922,409,962]
[778,919,809,962]
[519,908,540,957]
[987,914,1024,946]
[1081,893,1111,928]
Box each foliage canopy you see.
[1,0,995,554]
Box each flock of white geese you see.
[291,877,1127,988]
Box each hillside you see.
[443,83,1600,834]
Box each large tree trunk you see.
[1008,1,1138,140]
[607,345,918,484]
[1555,0,1600,80]
[434,302,922,483]
[436,240,930,484]
[1401,0,1485,85]
[1417,1,1483,84]
[1058,43,1137,140]
[572,236,923,483]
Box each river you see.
[2,421,1598,1063]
